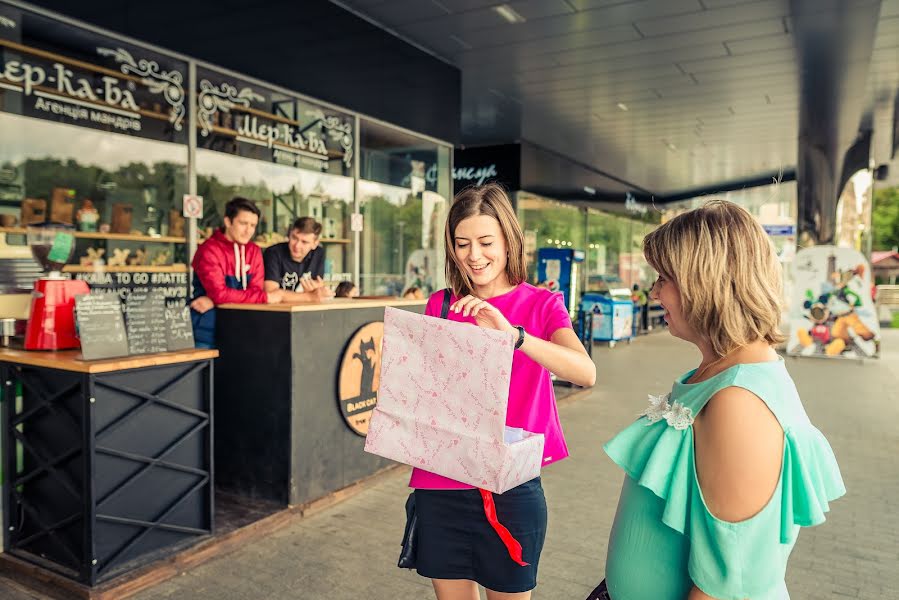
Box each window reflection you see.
[357,180,446,296]
[196,149,354,282]
[516,192,586,285]
[0,112,187,275]
[358,120,450,297]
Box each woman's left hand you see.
[451,295,514,333]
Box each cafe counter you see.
[214,298,427,507]
[0,347,216,585]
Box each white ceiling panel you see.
[454,0,702,49]
[460,18,784,75]
[508,0,577,21]
[455,25,641,70]
[679,47,795,73]
[358,0,449,25]
[436,0,511,11]
[725,32,792,54]
[635,1,786,37]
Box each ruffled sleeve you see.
[779,424,846,543]
[603,415,695,534]
[604,415,846,599]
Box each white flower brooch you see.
[638,393,694,430]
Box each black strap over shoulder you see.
[440,288,451,319]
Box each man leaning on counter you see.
[263,217,333,303]
[189,196,283,348]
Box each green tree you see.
[872,186,899,250]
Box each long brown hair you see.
[445,184,527,297]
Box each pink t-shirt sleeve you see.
[542,291,573,339]
[424,291,444,318]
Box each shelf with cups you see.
[0,227,186,244]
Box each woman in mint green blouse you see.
[597,201,845,600]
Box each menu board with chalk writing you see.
[165,304,195,351]
[75,293,129,360]
[124,289,169,355]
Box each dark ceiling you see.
[337,0,899,196]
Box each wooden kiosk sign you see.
[338,322,383,436]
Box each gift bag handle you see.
[441,288,451,319]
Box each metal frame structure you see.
[1,358,214,585]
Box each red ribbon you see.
[479,489,529,567]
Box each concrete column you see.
[792,0,881,247]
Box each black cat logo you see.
[353,337,377,399]
[282,272,299,291]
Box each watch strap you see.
[514,325,525,349]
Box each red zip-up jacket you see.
[191,229,267,304]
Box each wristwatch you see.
[513,325,526,349]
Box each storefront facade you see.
[0,1,452,305]
[0,1,451,586]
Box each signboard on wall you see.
[71,269,189,308]
[453,144,521,194]
[338,322,384,436]
[787,246,880,359]
[196,67,354,176]
[0,4,187,143]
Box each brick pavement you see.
[3,329,896,600]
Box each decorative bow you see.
[638,393,694,430]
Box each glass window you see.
[585,210,658,295]
[0,3,190,301]
[193,67,358,284]
[196,67,354,179]
[516,192,586,284]
[0,112,188,275]
[358,120,450,296]
[196,149,354,282]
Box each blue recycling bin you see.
[580,293,634,346]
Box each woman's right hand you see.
[451,295,515,334]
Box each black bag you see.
[397,288,452,569]
[585,579,612,600]
[397,492,418,568]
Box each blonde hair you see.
[445,184,527,297]
[643,200,785,356]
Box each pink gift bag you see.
[364,307,545,494]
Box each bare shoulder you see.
[693,385,784,522]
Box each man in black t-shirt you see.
[263,217,333,302]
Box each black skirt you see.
[412,478,547,593]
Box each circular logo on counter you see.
[338,322,384,436]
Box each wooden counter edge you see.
[0,348,219,373]
[217,298,428,312]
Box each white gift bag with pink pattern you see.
[364,307,545,494]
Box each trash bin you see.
[580,293,633,347]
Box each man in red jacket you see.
[190,197,283,347]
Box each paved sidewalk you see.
[4,330,897,600]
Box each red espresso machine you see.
[24,225,89,350]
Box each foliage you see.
[872,186,899,250]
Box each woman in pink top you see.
[410,184,596,600]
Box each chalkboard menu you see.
[165,305,195,351]
[125,289,169,355]
[75,293,129,360]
